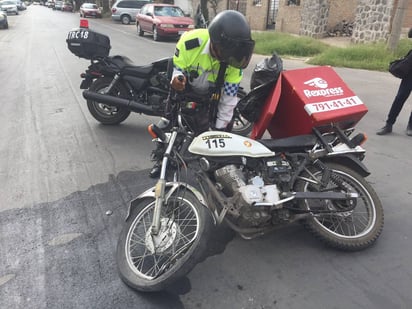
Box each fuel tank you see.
[188,131,274,158]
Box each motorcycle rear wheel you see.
[295,162,384,251]
[116,190,213,292]
[87,77,131,125]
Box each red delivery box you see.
[251,66,368,139]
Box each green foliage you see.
[308,43,391,71]
[252,32,329,57]
[252,31,412,71]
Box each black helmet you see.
[208,10,255,69]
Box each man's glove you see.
[171,75,186,92]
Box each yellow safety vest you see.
[173,29,243,96]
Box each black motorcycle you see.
[66,26,252,135]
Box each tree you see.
[201,0,209,24]
[387,0,408,52]
[208,0,219,16]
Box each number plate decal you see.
[67,30,90,40]
[304,96,364,115]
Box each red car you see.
[80,3,102,18]
[136,3,194,41]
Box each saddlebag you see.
[66,28,111,59]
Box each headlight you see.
[188,25,195,29]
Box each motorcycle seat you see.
[110,55,134,68]
[121,64,154,78]
[259,134,318,152]
[109,55,154,77]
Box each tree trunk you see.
[201,0,209,24]
[100,0,110,14]
[387,0,408,52]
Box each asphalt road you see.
[1,6,412,309]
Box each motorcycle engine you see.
[214,165,282,226]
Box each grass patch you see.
[252,31,412,71]
[308,43,392,71]
[252,32,329,57]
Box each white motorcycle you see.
[115,88,384,292]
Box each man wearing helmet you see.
[170,10,255,131]
[149,10,255,178]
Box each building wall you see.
[247,0,270,30]
[274,0,411,42]
[300,0,329,38]
[274,0,301,33]
[327,0,357,30]
[190,0,411,36]
[352,0,393,43]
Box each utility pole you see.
[387,0,409,52]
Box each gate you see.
[267,0,279,29]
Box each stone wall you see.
[328,0,357,30]
[275,0,400,42]
[300,0,329,38]
[352,0,394,43]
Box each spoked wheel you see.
[295,162,384,251]
[116,190,212,292]
[231,89,253,136]
[86,77,131,125]
[231,108,253,136]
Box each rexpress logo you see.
[304,77,328,89]
[303,77,344,98]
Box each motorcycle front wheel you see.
[87,77,131,125]
[116,190,213,292]
[231,90,253,136]
[231,108,253,136]
[295,162,384,251]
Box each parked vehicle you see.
[53,0,62,10]
[16,0,25,10]
[0,0,19,15]
[115,62,384,292]
[0,10,8,29]
[66,23,252,135]
[111,0,150,25]
[80,3,101,18]
[61,1,73,11]
[136,3,194,41]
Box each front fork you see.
[151,131,178,235]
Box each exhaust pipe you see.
[83,90,157,115]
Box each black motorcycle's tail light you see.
[90,71,103,77]
[80,19,89,29]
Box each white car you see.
[0,0,19,15]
